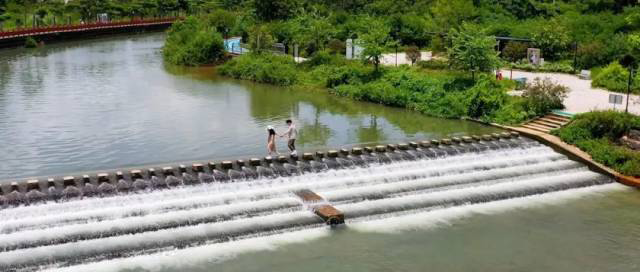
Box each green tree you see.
[357,19,395,72]
[0,13,9,30]
[206,9,235,37]
[253,0,296,21]
[532,21,570,60]
[448,23,501,80]
[431,0,474,31]
[163,16,225,65]
[405,45,421,65]
[248,25,275,53]
[502,41,528,63]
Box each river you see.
[0,33,638,272]
[0,32,497,181]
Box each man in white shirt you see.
[281,119,298,156]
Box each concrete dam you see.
[0,132,616,271]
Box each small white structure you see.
[579,70,591,80]
[527,48,541,66]
[97,13,109,23]
[346,39,363,60]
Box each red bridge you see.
[0,17,179,41]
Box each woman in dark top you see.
[267,126,278,155]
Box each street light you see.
[620,54,636,113]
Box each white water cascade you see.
[0,138,620,271]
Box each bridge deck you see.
[0,18,178,40]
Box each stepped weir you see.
[0,132,615,271]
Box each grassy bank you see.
[220,53,567,125]
[553,111,640,176]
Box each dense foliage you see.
[554,111,640,176]
[448,23,501,79]
[218,53,298,85]
[162,17,224,66]
[591,62,640,94]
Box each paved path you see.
[380,51,432,66]
[506,70,640,115]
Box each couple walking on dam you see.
[267,119,298,156]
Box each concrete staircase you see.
[521,113,572,133]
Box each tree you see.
[448,23,501,80]
[327,39,345,55]
[405,45,421,65]
[502,41,528,63]
[357,19,395,72]
[431,0,474,31]
[248,25,275,53]
[522,77,569,115]
[0,13,9,30]
[253,0,296,21]
[206,9,235,38]
[532,21,570,60]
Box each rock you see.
[621,135,640,151]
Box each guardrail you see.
[0,17,179,39]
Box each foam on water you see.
[348,183,627,233]
[43,228,331,272]
[0,142,619,270]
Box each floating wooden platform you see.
[294,189,345,225]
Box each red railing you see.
[0,17,180,39]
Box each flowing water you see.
[0,32,638,272]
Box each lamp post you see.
[620,54,636,114]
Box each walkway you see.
[507,70,640,115]
[0,18,178,40]
[520,113,571,134]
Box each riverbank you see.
[484,110,640,186]
[218,53,564,126]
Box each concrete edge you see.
[489,123,640,188]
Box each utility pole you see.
[620,54,636,114]
[573,42,578,74]
[626,68,633,113]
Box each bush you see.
[591,62,640,94]
[218,53,299,85]
[24,37,38,48]
[521,77,569,115]
[405,45,421,65]
[502,41,528,63]
[324,62,375,88]
[417,59,449,70]
[511,60,575,73]
[327,39,345,55]
[553,111,640,176]
[492,98,534,125]
[163,17,225,66]
[465,76,509,119]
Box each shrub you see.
[465,76,509,119]
[492,98,534,125]
[502,41,528,63]
[324,62,375,88]
[511,60,575,73]
[521,77,569,115]
[163,17,225,66]
[218,54,299,85]
[24,37,38,48]
[405,45,421,65]
[553,111,640,176]
[591,62,640,94]
[417,59,449,70]
[327,39,345,55]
